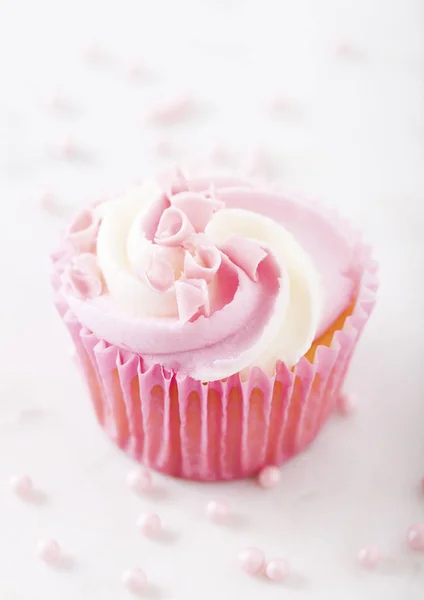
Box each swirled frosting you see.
[60,172,356,381]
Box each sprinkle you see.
[265,558,289,582]
[127,468,152,494]
[37,539,61,565]
[137,513,162,537]
[406,523,424,552]
[258,466,281,489]
[238,547,265,575]
[205,499,229,523]
[338,392,356,415]
[10,475,33,498]
[357,545,381,569]
[121,568,147,594]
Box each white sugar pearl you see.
[137,512,162,536]
[205,499,229,523]
[127,468,152,494]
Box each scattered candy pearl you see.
[127,63,146,82]
[37,539,61,565]
[46,88,68,112]
[10,475,33,497]
[244,149,274,179]
[38,190,58,214]
[137,512,162,537]
[121,568,147,594]
[210,145,233,166]
[338,392,356,415]
[238,547,265,575]
[57,136,81,160]
[205,499,229,523]
[258,466,281,489]
[127,468,152,494]
[407,523,424,552]
[148,95,194,126]
[357,545,381,569]
[265,558,290,582]
[84,43,110,65]
[154,139,173,157]
[335,41,365,61]
[267,95,300,119]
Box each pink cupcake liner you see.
[52,210,378,481]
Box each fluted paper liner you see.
[52,206,378,481]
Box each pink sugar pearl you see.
[137,512,162,537]
[37,539,61,565]
[258,466,281,489]
[154,139,172,157]
[127,468,152,494]
[338,392,356,415]
[10,475,33,497]
[265,558,290,582]
[122,568,147,594]
[127,63,146,81]
[205,499,229,523]
[239,547,265,575]
[407,523,424,552]
[357,545,381,569]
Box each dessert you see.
[51,169,378,481]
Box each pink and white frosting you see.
[60,171,357,381]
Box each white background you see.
[0,1,423,598]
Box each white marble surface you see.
[0,0,424,598]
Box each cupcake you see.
[52,169,378,481]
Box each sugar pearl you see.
[239,547,265,575]
[265,558,289,582]
[357,545,381,569]
[137,512,162,537]
[154,139,173,157]
[10,475,33,497]
[127,468,152,494]
[148,95,194,126]
[338,392,356,415]
[127,63,146,81]
[122,568,147,594]
[37,539,61,564]
[407,523,424,552]
[205,499,229,523]
[258,466,281,489]
[58,136,79,160]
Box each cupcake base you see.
[54,248,377,481]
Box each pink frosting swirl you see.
[61,173,328,380]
